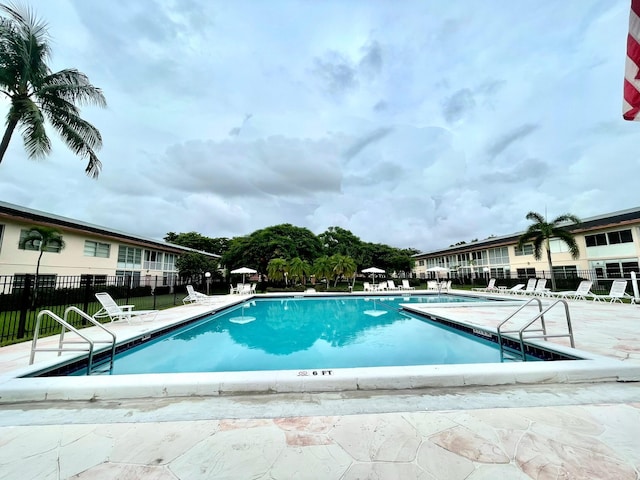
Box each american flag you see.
[624,0,640,120]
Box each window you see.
[552,265,578,279]
[488,247,509,264]
[117,246,142,269]
[144,250,164,270]
[604,261,640,278]
[80,274,107,287]
[490,267,509,279]
[18,229,64,253]
[514,244,534,256]
[116,270,141,286]
[13,274,57,291]
[417,260,424,266]
[0,224,4,253]
[585,229,632,247]
[84,240,110,258]
[163,253,177,271]
[516,268,536,278]
[607,230,633,245]
[163,272,177,286]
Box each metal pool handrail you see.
[30,308,116,374]
[497,297,575,361]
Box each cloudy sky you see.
[0,0,638,253]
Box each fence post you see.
[153,275,157,309]
[125,275,132,303]
[82,275,93,313]
[17,274,33,338]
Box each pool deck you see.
[0,290,639,479]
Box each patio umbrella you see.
[426,266,450,279]
[230,266,257,284]
[362,267,385,286]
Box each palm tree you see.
[313,255,333,291]
[267,258,288,285]
[18,225,65,304]
[288,257,311,285]
[517,211,581,291]
[330,254,357,287]
[0,3,107,177]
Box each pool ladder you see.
[30,306,116,375]
[496,297,575,362]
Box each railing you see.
[0,274,208,344]
[30,308,116,374]
[496,298,575,361]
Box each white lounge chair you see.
[427,281,439,292]
[504,284,525,295]
[183,284,204,304]
[591,280,633,303]
[472,278,497,292]
[441,280,452,292]
[184,285,223,305]
[532,278,550,297]
[516,278,538,295]
[550,280,594,301]
[401,279,415,291]
[386,280,401,290]
[93,292,158,323]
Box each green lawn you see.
[0,293,184,347]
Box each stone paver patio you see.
[0,290,639,479]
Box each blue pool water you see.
[79,294,528,375]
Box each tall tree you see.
[175,252,220,282]
[221,224,323,274]
[330,254,357,287]
[267,258,288,284]
[288,257,311,285]
[0,3,106,176]
[313,255,334,291]
[164,231,229,255]
[18,225,65,304]
[517,211,581,291]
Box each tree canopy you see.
[173,223,416,280]
[164,231,229,255]
[0,3,106,176]
[517,211,581,291]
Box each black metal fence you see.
[0,274,213,345]
[430,269,638,295]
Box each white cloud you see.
[0,0,636,253]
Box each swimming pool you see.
[65,294,540,376]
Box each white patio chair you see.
[504,284,525,295]
[401,279,415,291]
[532,279,550,296]
[549,280,594,301]
[386,280,401,290]
[93,292,158,323]
[472,278,497,292]
[591,280,633,303]
[183,285,205,304]
[515,278,538,295]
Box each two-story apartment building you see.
[413,207,640,281]
[0,201,219,290]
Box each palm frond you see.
[525,211,545,224]
[39,69,106,107]
[14,96,50,157]
[552,214,581,226]
[531,236,544,260]
[553,229,581,259]
[41,101,102,150]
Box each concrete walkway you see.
[0,291,639,479]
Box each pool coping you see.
[1,293,639,403]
